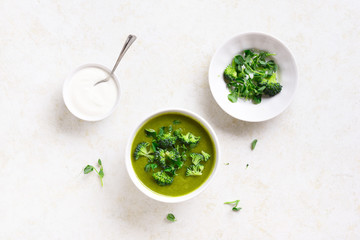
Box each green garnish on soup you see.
[131,113,216,197]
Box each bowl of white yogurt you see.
[63,63,121,121]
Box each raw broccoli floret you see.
[165,150,176,160]
[185,164,204,176]
[157,132,177,148]
[190,153,204,165]
[153,171,174,186]
[134,142,154,161]
[201,151,210,161]
[223,64,237,82]
[155,149,166,167]
[262,73,282,96]
[174,130,200,147]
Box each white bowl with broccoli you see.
[125,108,220,203]
[209,32,298,122]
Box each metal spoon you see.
[94,34,137,86]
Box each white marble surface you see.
[1,0,360,239]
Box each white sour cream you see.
[65,66,119,121]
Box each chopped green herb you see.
[145,129,157,138]
[223,49,282,104]
[84,159,104,186]
[224,163,229,165]
[228,91,238,103]
[144,163,158,172]
[224,200,241,212]
[173,120,181,125]
[251,139,257,150]
[246,164,249,168]
[167,213,176,222]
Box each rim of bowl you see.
[208,31,298,122]
[63,63,121,122]
[125,108,221,203]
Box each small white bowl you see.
[63,63,121,121]
[125,108,220,203]
[209,32,298,122]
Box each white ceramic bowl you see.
[63,63,121,121]
[125,108,220,203]
[209,32,298,122]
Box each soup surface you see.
[131,113,216,197]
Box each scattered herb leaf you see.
[246,164,249,168]
[84,159,104,186]
[224,200,242,212]
[173,120,181,125]
[84,165,94,174]
[167,213,176,222]
[251,139,257,150]
[224,163,229,165]
[232,206,242,211]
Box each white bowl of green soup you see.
[125,109,220,203]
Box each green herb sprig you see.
[224,200,242,212]
[84,159,104,186]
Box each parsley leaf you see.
[167,213,176,222]
[251,139,257,150]
[228,90,238,103]
[144,163,158,172]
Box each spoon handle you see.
[110,34,137,76]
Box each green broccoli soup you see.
[131,113,216,197]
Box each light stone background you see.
[0,0,359,239]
